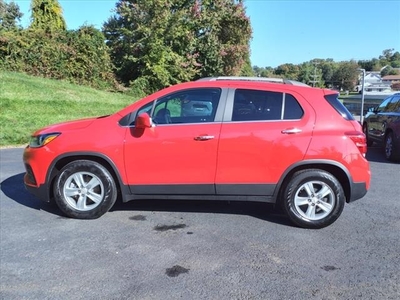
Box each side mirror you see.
[135,112,152,129]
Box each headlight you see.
[29,133,61,148]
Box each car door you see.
[368,96,393,142]
[123,88,227,195]
[386,95,400,129]
[215,88,315,196]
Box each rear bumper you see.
[348,181,368,202]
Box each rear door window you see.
[231,89,304,121]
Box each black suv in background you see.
[363,93,400,161]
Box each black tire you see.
[53,160,117,219]
[363,123,373,147]
[282,169,345,229]
[384,132,400,162]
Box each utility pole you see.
[309,61,320,87]
[358,68,366,124]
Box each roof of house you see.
[365,72,381,78]
[382,75,400,80]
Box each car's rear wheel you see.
[385,132,399,162]
[363,123,373,146]
[54,160,117,219]
[283,169,345,229]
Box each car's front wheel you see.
[282,169,345,229]
[53,160,117,219]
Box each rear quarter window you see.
[324,93,354,121]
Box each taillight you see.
[345,131,367,156]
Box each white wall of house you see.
[364,72,381,84]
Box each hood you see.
[33,116,106,135]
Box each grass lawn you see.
[0,71,138,147]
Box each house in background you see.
[364,72,381,83]
[382,74,400,85]
[354,71,392,93]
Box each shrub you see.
[0,26,117,90]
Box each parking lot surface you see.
[1,147,399,299]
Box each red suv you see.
[23,77,371,228]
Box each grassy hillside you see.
[0,71,138,147]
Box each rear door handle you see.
[194,135,215,141]
[281,128,302,134]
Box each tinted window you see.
[377,96,392,112]
[284,94,304,119]
[232,89,303,121]
[324,94,354,120]
[394,96,400,112]
[386,96,400,112]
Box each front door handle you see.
[281,128,302,134]
[194,135,215,141]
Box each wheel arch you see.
[384,129,400,161]
[385,127,394,138]
[46,152,129,203]
[275,160,352,204]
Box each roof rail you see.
[197,76,310,87]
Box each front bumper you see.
[23,145,53,202]
[24,177,51,202]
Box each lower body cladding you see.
[126,183,276,202]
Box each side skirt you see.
[122,183,278,203]
[122,194,276,203]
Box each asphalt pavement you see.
[1,147,399,300]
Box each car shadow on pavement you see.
[1,173,292,227]
[1,173,63,216]
[111,199,293,227]
[366,146,393,163]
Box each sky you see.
[11,0,400,68]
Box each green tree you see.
[318,59,337,88]
[381,66,399,76]
[252,65,274,77]
[194,0,252,77]
[297,61,324,87]
[1,25,116,89]
[358,58,381,71]
[103,0,252,93]
[274,63,299,80]
[0,0,23,31]
[331,60,359,91]
[379,48,394,63]
[240,56,255,76]
[389,51,400,68]
[30,0,66,32]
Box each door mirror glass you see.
[135,113,152,128]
